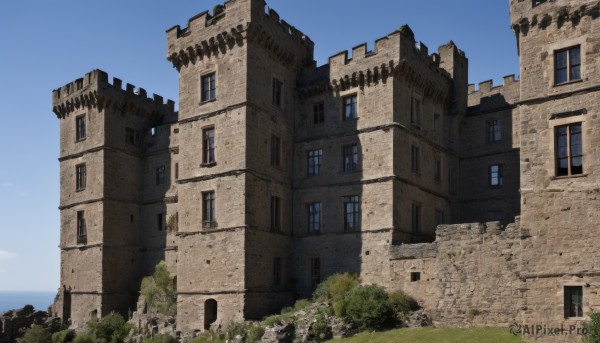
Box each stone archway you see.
[204,299,217,330]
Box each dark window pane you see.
[556,69,568,84]
[571,66,581,81]
[556,51,568,69]
[570,47,581,66]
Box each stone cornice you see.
[300,59,451,106]
[512,2,600,36]
[167,24,247,71]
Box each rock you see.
[405,309,432,327]
[261,323,294,343]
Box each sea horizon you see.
[0,291,56,313]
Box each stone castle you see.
[49,0,600,337]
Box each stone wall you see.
[389,221,524,327]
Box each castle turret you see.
[51,70,176,328]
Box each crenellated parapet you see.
[299,27,455,106]
[166,0,314,71]
[467,74,520,110]
[52,69,176,120]
[510,0,600,37]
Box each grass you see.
[326,327,523,343]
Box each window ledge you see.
[76,188,86,193]
[551,173,588,181]
[201,162,217,168]
[199,98,217,105]
[554,79,583,88]
[75,138,87,143]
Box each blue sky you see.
[0,0,518,291]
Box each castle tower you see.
[51,70,177,328]
[166,0,314,331]
[510,0,600,323]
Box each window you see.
[435,209,444,226]
[307,202,321,234]
[489,164,503,187]
[556,123,583,176]
[203,191,216,228]
[487,120,501,143]
[343,144,359,172]
[156,165,166,185]
[411,145,420,173]
[310,257,321,290]
[411,97,421,126]
[307,149,322,176]
[434,159,442,182]
[313,102,325,124]
[77,211,86,244]
[273,257,282,286]
[270,135,281,166]
[272,78,283,107]
[157,213,164,231]
[411,272,421,282]
[555,46,581,85]
[411,203,421,233]
[76,164,86,191]
[150,127,157,136]
[343,95,358,120]
[203,128,216,164]
[564,286,583,318]
[270,196,281,231]
[126,128,139,145]
[343,196,360,231]
[533,0,547,6]
[201,73,216,102]
[76,115,86,141]
[175,163,179,180]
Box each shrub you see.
[343,285,394,331]
[141,261,176,315]
[142,334,176,343]
[388,290,419,321]
[585,312,600,343]
[189,331,224,343]
[51,329,76,343]
[167,213,178,232]
[245,325,265,343]
[18,325,52,343]
[307,313,333,343]
[71,333,93,343]
[224,322,264,343]
[313,273,359,316]
[293,299,311,312]
[86,312,132,343]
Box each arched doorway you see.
[204,299,217,330]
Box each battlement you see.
[510,0,600,36]
[52,70,176,119]
[468,74,520,96]
[167,0,313,70]
[328,26,441,70]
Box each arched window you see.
[204,299,217,330]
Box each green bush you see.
[585,312,600,343]
[18,325,52,343]
[343,285,394,331]
[142,334,176,343]
[313,273,359,316]
[71,333,93,343]
[307,313,333,343]
[246,325,265,343]
[224,322,264,343]
[86,313,132,343]
[388,290,419,321]
[141,261,176,315]
[189,331,224,343]
[293,299,311,312]
[51,329,76,343]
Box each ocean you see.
[0,291,56,313]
